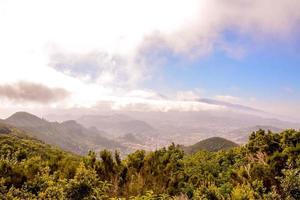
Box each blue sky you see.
[153,29,300,104]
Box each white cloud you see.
[176,90,202,101]
[140,0,300,58]
[215,95,240,103]
[97,97,224,112]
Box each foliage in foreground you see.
[0,128,299,199]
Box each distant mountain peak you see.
[7,111,40,119]
[60,120,83,130]
[5,112,47,127]
[3,111,127,155]
[198,98,263,113]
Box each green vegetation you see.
[182,137,238,153]
[4,112,127,155]
[0,126,299,199]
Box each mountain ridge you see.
[198,98,264,113]
[5,111,48,127]
[3,112,128,155]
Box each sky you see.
[0,0,300,119]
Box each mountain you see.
[0,124,12,135]
[117,133,143,144]
[0,121,44,140]
[197,98,264,114]
[182,137,238,153]
[3,112,128,155]
[44,102,300,151]
[78,114,156,138]
[121,109,300,146]
[0,125,79,161]
[5,111,48,127]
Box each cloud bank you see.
[139,0,300,59]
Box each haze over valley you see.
[1,96,298,155]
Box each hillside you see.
[5,111,49,127]
[0,125,79,159]
[117,133,143,144]
[3,112,128,155]
[183,137,239,153]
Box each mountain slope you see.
[117,133,143,144]
[5,111,48,127]
[122,109,300,146]
[78,114,156,138]
[198,98,264,113]
[3,112,128,155]
[0,124,79,158]
[183,137,238,153]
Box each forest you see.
[0,126,299,199]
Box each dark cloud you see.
[0,82,69,103]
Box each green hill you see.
[0,125,80,169]
[3,112,128,155]
[183,136,238,153]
